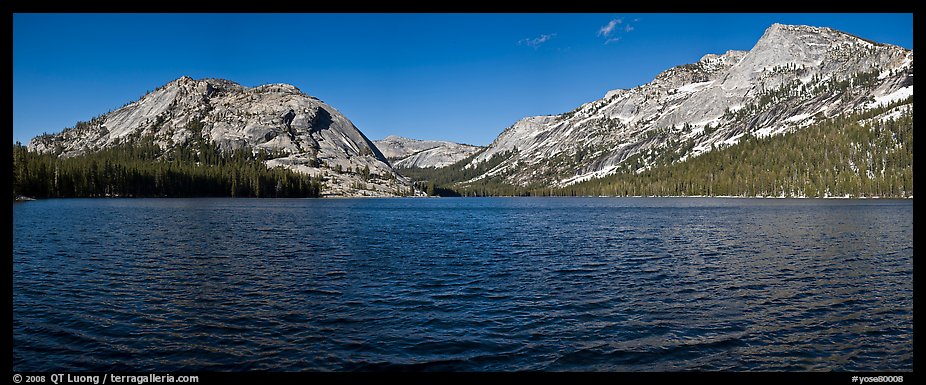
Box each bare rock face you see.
[463,23,913,187]
[374,135,483,169]
[27,77,423,197]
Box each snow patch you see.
[784,113,813,123]
[676,81,715,93]
[561,164,619,186]
[868,86,913,108]
[573,116,599,128]
[860,103,913,125]
[878,69,892,80]
[723,133,745,146]
[899,54,913,70]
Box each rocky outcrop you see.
[27,77,422,197]
[374,135,483,169]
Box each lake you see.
[12,197,913,371]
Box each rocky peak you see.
[374,135,483,169]
[26,76,421,197]
[747,23,897,69]
[251,83,304,95]
[458,23,913,188]
[757,23,841,45]
[174,75,196,84]
[698,50,747,71]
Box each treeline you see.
[12,135,322,199]
[568,107,913,198]
[401,150,514,186]
[401,150,527,196]
[402,104,913,198]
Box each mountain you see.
[27,76,421,197]
[374,135,483,169]
[456,23,913,189]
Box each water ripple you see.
[13,197,913,371]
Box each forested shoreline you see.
[404,105,913,198]
[12,104,912,200]
[12,137,322,199]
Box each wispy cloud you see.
[519,33,556,48]
[598,18,622,37]
[598,17,636,45]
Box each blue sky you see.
[13,13,913,146]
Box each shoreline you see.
[13,195,913,201]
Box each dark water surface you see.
[13,198,913,371]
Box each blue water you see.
[12,198,913,371]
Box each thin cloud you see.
[599,17,636,45]
[519,33,556,48]
[598,18,622,37]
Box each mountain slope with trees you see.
[450,23,913,190]
[406,100,912,198]
[24,76,422,197]
[13,129,322,199]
